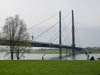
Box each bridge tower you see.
[59,11,62,59]
[72,10,75,55]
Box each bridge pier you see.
[59,47,62,59]
[72,47,75,55]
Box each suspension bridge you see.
[0,10,83,59]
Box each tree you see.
[3,15,31,60]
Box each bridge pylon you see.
[72,10,75,55]
[59,11,62,59]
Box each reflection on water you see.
[0,52,100,60]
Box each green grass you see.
[0,60,100,75]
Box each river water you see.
[0,52,100,60]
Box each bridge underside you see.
[0,40,82,50]
[31,41,82,50]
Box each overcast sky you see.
[0,0,100,47]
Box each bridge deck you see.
[31,41,82,50]
[0,39,82,50]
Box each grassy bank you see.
[27,49,100,54]
[0,60,100,75]
[27,49,73,54]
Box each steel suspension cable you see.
[27,14,57,31]
[48,31,58,43]
[62,18,72,45]
[35,22,58,40]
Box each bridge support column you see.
[59,11,62,59]
[72,10,75,55]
